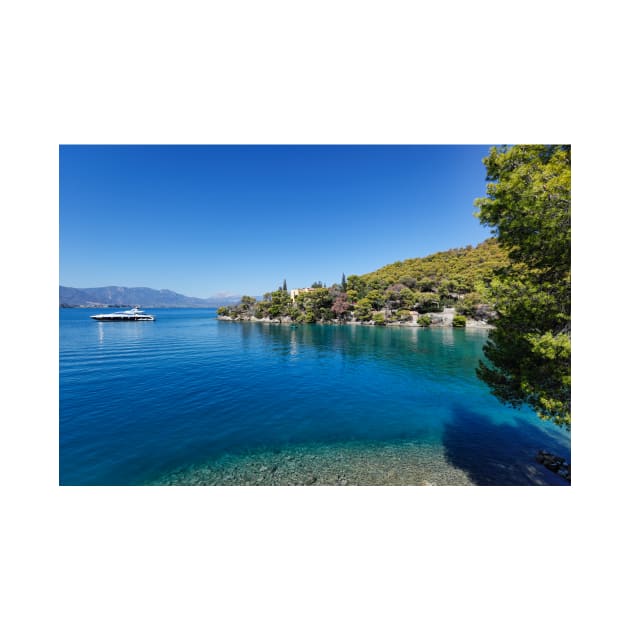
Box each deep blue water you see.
[59,308,570,485]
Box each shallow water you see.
[59,308,570,485]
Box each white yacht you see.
[90,307,155,321]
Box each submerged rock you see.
[536,450,571,482]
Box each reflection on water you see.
[60,309,570,485]
[95,320,150,345]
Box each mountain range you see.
[59,286,242,308]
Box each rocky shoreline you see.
[217,307,494,329]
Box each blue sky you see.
[59,145,494,297]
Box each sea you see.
[59,307,570,485]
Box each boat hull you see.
[90,315,155,321]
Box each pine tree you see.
[474,145,570,428]
[282,279,287,292]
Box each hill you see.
[219,238,509,325]
[59,286,241,308]
[357,238,507,295]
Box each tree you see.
[346,274,367,298]
[365,289,385,310]
[415,292,442,313]
[331,295,351,320]
[282,279,287,292]
[399,275,417,289]
[474,145,570,428]
[341,273,347,291]
[354,298,373,321]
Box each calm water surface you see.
[59,308,570,485]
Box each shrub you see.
[254,304,268,318]
[417,314,431,327]
[355,298,373,321]
[372,312,386,326]
[396,309,412,322]
[415,293,443,313]
[455,292,482,317]
[217,306,229,316]
[399,275,417,289]
[320,308,334,322]
[452,315,467,327]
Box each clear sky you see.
[59,145,494,298]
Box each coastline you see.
[217,307,494,329]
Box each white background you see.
[2,1,627,628]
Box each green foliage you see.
[355,298,373,321]
[346,275,367,299]
[219,218,522,336]
[417,314,431,327]
[372,312,386,326]
[417,277,436,292]
[384,284,416,310]
[398,275,417,289]
[360,239,507,299]
[365,289,385,309]
[396,309,412,322]
[320,308,334,321]
[455,292,487,318]
[217,306,229,316]
[415,293,442,313]
[474,145,571,428]
[475,145,570,274]
[452,315,467,327]
[287,306,301,320]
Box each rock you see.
[305,475,317,485]
[536,450,570,480]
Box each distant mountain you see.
[59,286,243,308]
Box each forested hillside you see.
[357,238,507,296]
[218,238,508,326]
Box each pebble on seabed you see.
[153,441,476,486]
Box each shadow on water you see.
[443,404,570,486]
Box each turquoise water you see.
[59,308,570,485]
